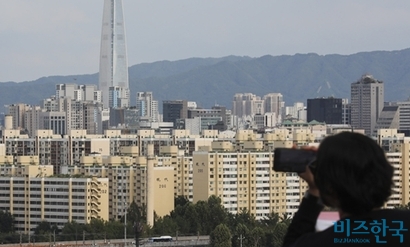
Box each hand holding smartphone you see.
[273,148,316,173]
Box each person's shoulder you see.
[374,209,410,218]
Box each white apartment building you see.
[136,92,159,122]
[285,102,305,120]
[56,84,101,103]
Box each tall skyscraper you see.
[99,0,129,108]
[351,74,384,135]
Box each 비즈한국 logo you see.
[333,218,408,244]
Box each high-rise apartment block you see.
[351,75,384,135]
[263,93,284,123]
[24,106,42,137]
[232,93,264,117]
[285,102,306,121]
[6,103,30,130]
[39,85,104,135]
[109,86,130,108]
[136,92,159,122]
[17,84,105,136]
[56,84,101,102]
[232,93,284,128]
[99,0,129,108]
[376,129,410,207]
[192,129,311,218]
[0,161,108,234]
[307,97,342,124]
[2,122,410,231]
[65,148,175,227]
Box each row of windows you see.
[44,208,69,212]
[44,215,69,219]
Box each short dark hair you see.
[314,131,394,215]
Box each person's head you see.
[314,131,393,215]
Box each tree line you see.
[0,195,291,247]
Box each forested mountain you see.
[1,49,410,114]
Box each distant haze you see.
[1,1,410,82]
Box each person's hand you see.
[298,146,320,197]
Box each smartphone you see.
[273,148,316,173]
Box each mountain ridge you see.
[1,49,410,114]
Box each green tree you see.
[195,200,211,234]
[207,195,228,233]
[0,232,21,244]
[250,227,265,247]
[259,211,292,247]
[60,221,83,241]
[127,201,146,224]
[83,218,106,240]
[184,203,200,234]
[234,209,256,228]
[261,212,280,228]
[232,223,250,247]
[33,221,53,242]
[152,216,178,236]
[394,202,410,210]
[210,223,232,247]
[0,210,14,233]
[105,220,124,239]
[266,222,289,247]
[174,195,189,207]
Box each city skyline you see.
[2,1,410,82]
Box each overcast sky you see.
[1,0,410,82]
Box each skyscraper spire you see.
[99,0,130,109]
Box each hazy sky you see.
[1,0,410,82]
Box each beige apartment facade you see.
[4,126,410,226]
[375,129,410,208]
[0,163,108,234]
[192,149,308,219]
[70,152,175,224]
